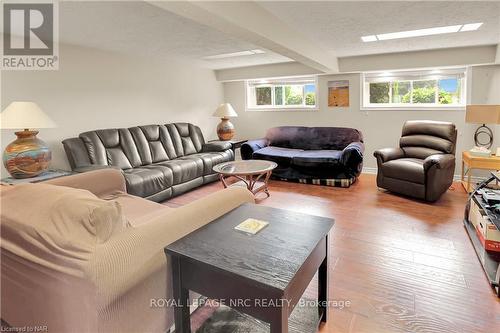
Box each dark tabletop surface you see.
[166,203,334,291]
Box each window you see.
[362,68,466,109]
[247,77,317,110]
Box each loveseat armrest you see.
[202,141,232,152]
[373,147,405,163]
[91,187,255,306]
[341,141,365,168]
[423,154,455,171]
[241,138,269,160]
[45,169,126,197]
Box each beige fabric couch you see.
[1,169,254,333]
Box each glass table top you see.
[213,160,278,175]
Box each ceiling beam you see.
[339,45,497,72]
[147,1,338,73]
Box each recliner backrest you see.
[265,126,363,151]
[79,129,142,169]
[77,123,206,169]
[130,125,178,164]
[399,120,457,159]
[165,123,205,157]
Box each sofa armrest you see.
[91,187,255,306]
[241,138,268,160]
[341,141,364,167]
[62,137,91,170]
[423,154,455,171]
[73,165,120,173]
[202,141,232,152]
[373,147,405,163]
[45,169,126,197]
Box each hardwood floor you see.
[164,174,500,333]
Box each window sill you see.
[360,105,465,111]
[246,107,319,112]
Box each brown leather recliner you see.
[374,120,457,202]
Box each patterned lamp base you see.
[3,130,51,179]
[216,118,235,141]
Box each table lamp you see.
[213,103,238,140]
[465,105,500,150]
[1,102,56,178]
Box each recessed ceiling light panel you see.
[460,22,483,31]
[361,35,377,42]
[361,22,484,42]
[203,49,265,60]
[376,25,462,41]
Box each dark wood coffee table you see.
[165,203,334,333]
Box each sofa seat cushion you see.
[156,159,204,184]
[253,146,304,167]
[181,151,233,175]
[381,158,425,184]
[292,150,342,168]
[123,167,171,197]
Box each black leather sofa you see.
[241,126,364,186]
[374,120,457,202]
[62,123,233,202]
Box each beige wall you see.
[1,43,223,177]
[224,64,500,176]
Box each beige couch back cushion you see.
[1,183,127,245]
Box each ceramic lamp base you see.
[3,130,51,179]
[217,118,235,141]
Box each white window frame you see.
[361,68,467,111]
[246,77,319,111]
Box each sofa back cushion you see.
[1,183,127,266]
[166,123,205,157]
[130,125,178,164]
[265,126,363,151]
[76,123,206,169]
[80,129,142,169]
[399,120,457,159]
[5,183,127,243]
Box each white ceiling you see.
[56,1,500,69]
[258,1,500,57]
[58,1,291,69]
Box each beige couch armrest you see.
[46,169,126,198]
[90,187,254,307]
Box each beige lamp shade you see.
[465,105,500,124]
[213,103,238,118]
[1,102,56,129]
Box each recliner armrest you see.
[423,154,455,170]
[341,141,364,166]
[373,148,405,163]
[241,138,269,160]
[202,141,232,152]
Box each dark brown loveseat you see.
[62,123,233,202]
[374,120,457,202]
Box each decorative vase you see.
[217,118,235,141]
[3,130,51,179]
